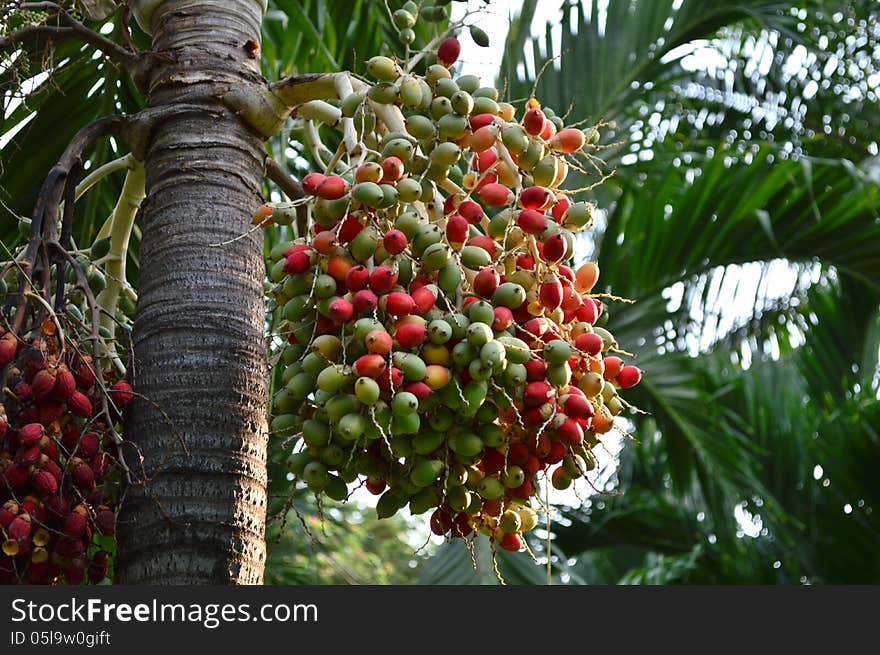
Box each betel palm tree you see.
[421,0,880,584]
[0,0,432,584]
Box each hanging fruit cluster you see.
[1,151,138,584]
[265,19,644,558]
[0,317,132,583]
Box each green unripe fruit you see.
[302,419,330,448]
[354,377,381,405]
[382,137,415,161]
[466,322,494,347]
[393,8,416,28]
[269,259,287,283]
[341,90,367,117]
[352,180,384,207]
[288,452,312,477]
[477,476,504,500]
[321,444,345,468]
[532,155,559,187]
[286,272,314,296]
[419,178,437,202]
[270,413,299,438]
[316,366,347,393]
[337,413,366,440]
[487,210,512,239]
[445,312,471,339]
[313,273,337,297]
[434,77,459,98]
[409,487,441,514]
[90,236,111,259]
[475,402,499,423]
[378,184,399,208]
[395,178,421,204]
[501,465,525,488]
[350,226,379,262]
[461,380,488,416]
[466,300,495,325]
[283,296,310,322]
[544,339,572,364]
[547,361,572,388]
[438,263,463,296]
[447,485,471,512]
[411,459,445,487]
[481,423,505,448]
[273,387,298,414]
[366,56,398,81]
[412,224,443,256]
[430,141,461,166]
[369,82,399,105]
[325,394,360,423]
[499,510,521,533]
[87,268,107,294]
[496,336,530,364]
[427,319,453,344]
[425,63,452,86]
[412,430,445,455]
[503,362,527,387]
[400,77,423,107]
[430,96,453,119]
[421,5,446,22]
[501,124,529,155]
[352,105,376,136]
[451,90,474,115]
[473,86,499,100]
[517,139,544,171]
[405,113,435,140]
[480,340,507,367]
[449,431,483,457]
[563,454,587,478]
[438,113,469,139]
[391,411,420,435]
[563,201,594,229]
[460,245,492,269]
[468,359,493,381]
[426,163,449,183]
[421,242,452,272]
[601,380,618,403]
[492,282,527,309]
[398,353,427,381]
[303,461,328,490]
[353,317,382,340]
[287,372,316,400]
[457,74,480,94]
[392,391,419,416]
[472,96,500,116]
[395,211,421,238]
[607,396,625,416]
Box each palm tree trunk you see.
[116,0,269,584]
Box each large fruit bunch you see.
[266,27,644,555]
[0,321,132,583]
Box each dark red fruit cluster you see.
[0,327,132,584]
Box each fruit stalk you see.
[96,158,145,356]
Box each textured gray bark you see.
[117,0,269,584]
